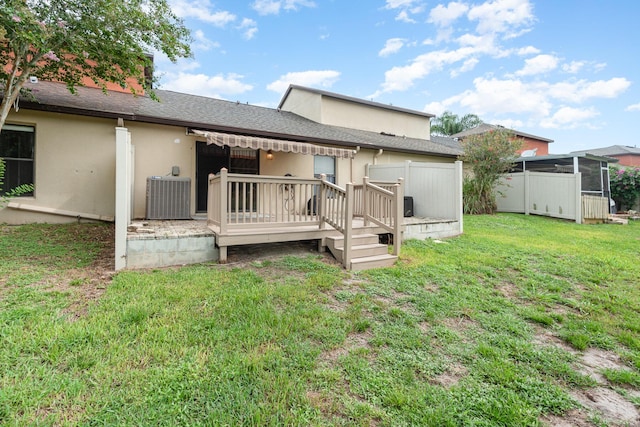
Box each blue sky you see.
[157,0,639,154]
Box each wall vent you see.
[146,177,191,219]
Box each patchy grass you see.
[1,215,639,426]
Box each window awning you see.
[191,130,355,159]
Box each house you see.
[452,123,554,156]
[570,145,640,167]
[1,81,464,270]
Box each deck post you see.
[319,174,327,230]
[363,176,370,226]
[343,182,354,269]
[393,178,404,256]
[219,168,228,235]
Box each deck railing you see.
[208,169,321,233]
[208,169,403,268]
[362,177,403,257]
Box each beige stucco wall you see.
[321,97,431,140]
[278,90,322,123]
[1,108,455,225]
[1,110,116,224]
[280,87,431,140]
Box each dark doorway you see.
[196,142,229,212]
[196,143,260,213]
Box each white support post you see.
[343,182,354,269]
[393,178,404,256]
[454,161,463,234]
[319,173,327,229]
[219,168,228,235]
[524,170,531,216]
[114,126,131,271]
[575,172,583,224]
[363,176,370,226]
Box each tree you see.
[460,129,523,214]
[0,0,192,130]
[431,110,482,136]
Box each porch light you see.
[266,149,274,160]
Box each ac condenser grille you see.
[146,177,191,219]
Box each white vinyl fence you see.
[496,171,609,224]
[366,161,463,232]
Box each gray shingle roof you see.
[452,123,554,143]
[570,145,640,157]
[15,81,460,157]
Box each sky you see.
[155,0,640,154]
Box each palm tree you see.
[431,111,482,136]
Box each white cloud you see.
[540,107,599,129]
[562,60,585,74]
[516,46,540,55]
[238,18,258,40]
[252,0,316,15]
[547,78,631,103]
[452,77,553,117]
[467,0,535,36]
[423,101,447,116]
[266,70,340,93]
[379,38,406,57]
[385,0,425,23]
[160,72,253,98]
[170,0,236,26]
[192,30,220,51]
[428,2,469,27]
[515,54,559,76]
[451,58,479,77]
[385,0,418,8]
[626,103,640,112]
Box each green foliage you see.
[0,0,192,128]
[431,110,483,136]
[609,166,640,211]
[460,129,523,214]
[0,158,33,206]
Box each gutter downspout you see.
[373,149,383,165]
[350,146,360,182]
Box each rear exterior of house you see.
[1,82,464,270]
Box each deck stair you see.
[326,233,398,271]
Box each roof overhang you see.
[192,130,355,159]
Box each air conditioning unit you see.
[146,176,191,219]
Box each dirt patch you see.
[317,331,373,365]
[571,387,640,426]
[578,348,629,385]
[431,362,468,388]
[540,409,594,427]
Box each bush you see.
[460,129,523,214]
[609,166,640,211]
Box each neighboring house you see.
[570,145,640,167]
[452,123,553,156]
[1,81,464,270]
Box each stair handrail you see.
[362,176,404,256]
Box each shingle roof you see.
[452,123,554,143]
[570,145,640,157]
[15,81,459,157]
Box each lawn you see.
[1,215,639,426]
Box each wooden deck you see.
[205,170,461,270]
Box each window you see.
[314,155,335,183]
[0,125,34,196]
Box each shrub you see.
[460,129,523,214]
[609,166,640,211]
[0,159,34,207]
